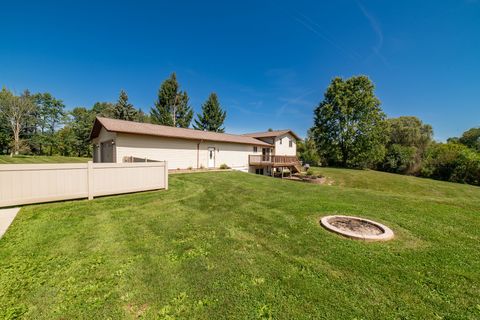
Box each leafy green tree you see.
[150,73,193,127]
[193,93,227,132]
[311,76,387,168]
[136,109,150,123]
[297,132,320,166]
[113,90,138,121]
[383,144,417,173]
[92,102,114,118]
[458,127,480,152]
[382,116,433,174]
[69,107,96,157]
[0,110,10,154]
[32,92,66,155]
[422,142,480,185]
[0,88,36,156]
[54,126,76,156]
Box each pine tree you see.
[113,90,138,121]
[193,93,227,132]
[150,73,193,128]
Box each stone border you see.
[320,215,394,241]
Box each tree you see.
[54,126,76,156]
[193,93,227,132]
[311,76,387,168]
[382,116,433,174]
[113,90,138,121]
[32,92,66,155]
[458,127,480,152]
[0,110,10,154]
[92,102,114,118]
[136,109,150,123]
[150,73,193,127]
[297,131,320,166]
[383,144,417,174]
[421,142,480,186]
[69,107,96,157]
[0,88,36,156]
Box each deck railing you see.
[249,155,299,166]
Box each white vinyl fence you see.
[0,161,168,207]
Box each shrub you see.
[306,168,315,176]
[421,142,480,185]
[383,144,417,174]
[297,136,321,166]
[219,163,230,169]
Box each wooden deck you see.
[249,155,300,167]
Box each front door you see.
[208,147,215,168]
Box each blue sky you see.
[1,0,479,140]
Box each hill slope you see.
[0,170,479,319]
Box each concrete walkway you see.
[0,208,20,238]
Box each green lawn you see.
[0,155,90,164]
[1,169,479,319]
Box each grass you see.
[0,169,479,319]
[0,155,90,164]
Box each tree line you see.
[298,75,480,186]
[0,73,227,157]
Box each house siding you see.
[274,133,297,156]
[114,133,258,170]
[115,134,199,169]
[198,142,255,169]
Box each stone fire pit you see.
[320,215,394,241]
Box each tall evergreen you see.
[193,93,227,132]
[113,90,138,121]
[150,73,193,128]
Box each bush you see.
[219,163,230,170]
[421,142,480,185]
[383,144,417,174]
[306,168,315,176]
[297,136,321,166]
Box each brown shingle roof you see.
[242,129,300,140]
[90,117,273,146]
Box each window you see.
[289,139,293,147]
[253,146,258,152]
[279,138,282,145]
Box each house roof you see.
[90,117,273,147]
[242,129,300,140]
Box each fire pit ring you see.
[320,215,394,241]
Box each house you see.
[90,117,302,174]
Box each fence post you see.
[87,161,94,200]
[164,161,168,190]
